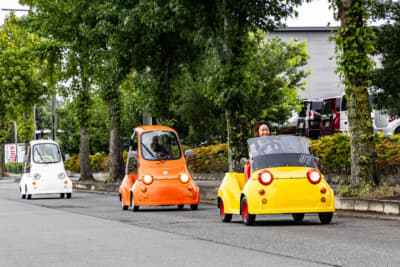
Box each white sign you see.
[5,144,25,164]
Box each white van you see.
[340,94,392,137]
[19,139,72,199]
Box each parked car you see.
[19,139,72,199]
[119,125,200,211]
[217,135,335,225]
[297,100,323,140]
[339,94,399,137]
[278,113,298,135]
[320,96,342,137]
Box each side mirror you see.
[240,158,248,167]
[123,137,131,147]
[184,149,194,157]
[64,154,70,162]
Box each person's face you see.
[258,124,270,137]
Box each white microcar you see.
[19,139,72,199]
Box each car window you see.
[341,95,347,111]
[311,101,322,112]
[322,100,335,116]
[336,97,341,111]
[33,143,61,163]
[141,131,182,161]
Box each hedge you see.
[64,135,400,176]
[6,162,24,174]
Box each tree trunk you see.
[108,96,124,182]
[339,0,379,186]
[225,108,247,172]
[79,125,93,180]
[78,75,93,181]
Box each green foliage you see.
[187,143,228,173]
[371,2,400,115]
[338,183,397,198]
[5,162,24,174]
[310,134,400,177]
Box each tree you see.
[201,1,307,171]
[371,2,400,116]
[330,0,379,186]
[0,14,50,176]
[22,0,110,180]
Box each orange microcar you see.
[119,125,199,211]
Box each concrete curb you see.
[335,196,400,215]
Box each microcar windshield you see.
[32,143,61,163]
[248,136,318,171]
[141,131,182,161]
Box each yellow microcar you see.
[218,135,335,225]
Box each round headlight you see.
[33,173,41,180]
[143,175,153,185]
[307,169,321,184]
[258,170,273,185]
[179,174,189,183]
[57,172,66,179]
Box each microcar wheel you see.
[319,212,333,224]
[21,194,26,199]
[219,199,232,223]
[190,204,198,210]
[241,197,255,225]
[132,194,139,212]
[25,186,31,200]
[60,193,65,198]
[395,127,400,135]
[122,205,128,210]
[66,193,72,199]
[177,205,184,210]
[292,213,305,223]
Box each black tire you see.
[292,213,305,222]
[60,193,65,198]
[21,194,26,199]
[177,204,184,210]
[319,212,333,224]
[395,127,400,135]
[219,199,232,223]
[241,197,256,225]
[190,204,198,210]
[25,186,31,200]
[132,194,139,212]
[66,193,72,199]
[122,205,128,210]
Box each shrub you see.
[5,162,24,173]
[187,143,228,173]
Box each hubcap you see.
[220,201,225,217]
[242,201,248,220]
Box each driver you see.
[150,136,169,155]
[245,120,271,180]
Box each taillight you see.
[308,110,314,120]
[307,169,321,184]
[258,170,273,185]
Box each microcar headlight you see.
[33,173,41,180]
[307,169,321,184]
[143,175,153,185]
[179,174,190,183]
[58,172,66,179]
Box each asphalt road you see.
[1,178,399,267]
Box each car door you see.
[320,99,336,137]
[340,95,348,133]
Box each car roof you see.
[134,125,177,135]
[29,139,59,145]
